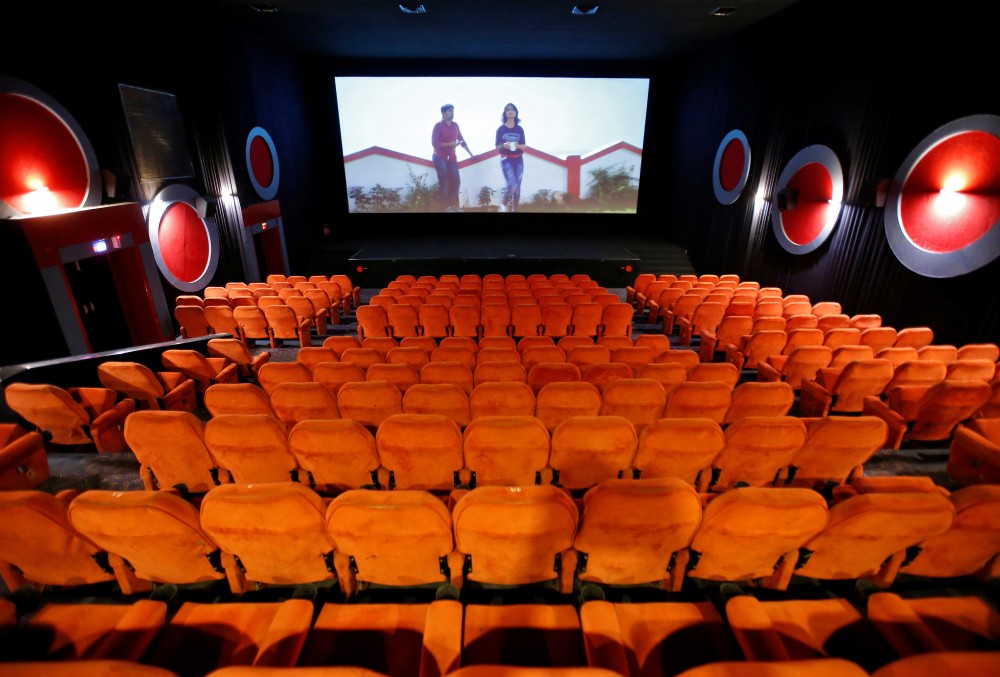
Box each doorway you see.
[63,255,132,352]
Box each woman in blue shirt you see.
[495,103,525,212]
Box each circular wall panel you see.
[0,76,101,218]
[770,145,844,254]
[713,129,751,205]
[246,126,280,200]
[884,114,1000,278]
[147,184,219,292]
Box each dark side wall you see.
[658,0,1000,345]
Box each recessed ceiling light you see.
[710,6,738,16]
[571,5,599,14]
[249,3,279,12]
[399,4,427,13]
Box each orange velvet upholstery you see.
[947,359,997,382]
[610,346,656,373]
[469,382,537,418]
[861,327,899,354]
[724,596,896,671]
[256,361,313,395]
[575,478,701,589]
[900,485,1000,579]
[724,382,794,425]
[580,600,743,677]
[522,346,567,370]
[387,347,431,369]
[796,492,955,586]
[875,347,919,370]
[535,382,603,432]
[207,338,270,380]
[313,362,367,394]
[269,382,341,428]
[403,384,471,427]
[634,363,687,395]
[0,424,49,489]
[663,382,732,425]
[204,383,274,417]
[918,344,959,363]
[883,360,947,393]
[687,488,829,589]
[323,335,363,356]
[0,600,167,662]
[474,361,528,386]
[726,330,787,371]
[67,490,224,594]
[462,416,551,487]
[784,416,887,488]
[453,486,578,591]
[571,303,604,338]
[480,305,513,338]
[200,484,335,593]
[337,381,404,429]
[527,362,582,394]
[326,489,459,595]
[431,346,477,368]
[296,346,340,372]
[799,359,894,416]
[205,306,241,339]
[161,349,239,394]
[0,490,115,590]
[367,363,421,393]
[124,410,220,492]
[175,304,212,338]
[361,338,399,358]
[870,651,1000,676]
[357,305,391,340]
[633,418,724,489]
[599,379,666,431]
[700,315,753,363]
[462,605,587,669]
[864,380,992,447]
[375,414,464,491]
[687,363,739,389]
[948,419,1000,485]
[867,592,1000,656]
[958,343,1000,362]
[299,601,462,677]
[894,327,934,349]
[678,302,726,347]
[757,346,833,390]
[4,382,135,452]
[550,416,638,490]
[203,414,297,483]
[600,304,634,337]
[144,600,314,674]
[288,419,379,492]
[710,416,806,490]
[96,361,196,413]
[580,363,635,392]
[264,304,312,347]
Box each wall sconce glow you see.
[933,189,966,217]
[940,175,966,193]
[21,186,59,215]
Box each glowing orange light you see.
[21,186,59,215]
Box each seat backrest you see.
[312,362,366,395]
[783,328,825,354]
[946,359,996,382]
[741,330,788,368]
[336,381,403,428]
[269,382,341,428]
[97,361,166,404]
[535,382,603,432]
[124,410,218,492]
[510,304,542,338]
[474,361,528,386]
[575,478,702,586]
[713,416,807,489]
[788,416,888,487]
[662,382,732,425]
[785,313,820,332]
[570,303,603,337]
[632,334,672,357]
[634,362,687,395]
[68,490,223,590]
[688,487,829,584]
[386,304,420,338]
[200,483,334,591]
[203,414,297,483]
[402,383,470,427]
[828,359,895,412]
[687,363,739,389]
[601,304,634,337]
[540,303,573,337]
[263,304,304,340]
[918,344,959,363]
[326,489,455,590]
[611,346,656,370]
[895,327,934,349]
[420,362,474,394]
[375,413,464,490]
[453,485,578,586]
[777,345,834,389]
[386,347,431,369]
[256,361,313,395]
[957,343,1000,362]
[288,419,379,492]
[417,303,451,338]
[884,360,947,392]
[321,335,362,356]
[204,306,240,337]
[600,378,667,430]
[462,415,550,487]
[549,415,638,490]
[633,418,724,486]
[875,347,920,370]
[470,381,536,418]
[901,485,1000,578]
[522,346,567,370]
[174,305,212,338]
[340,348,386,370]
[0,490,115,589]
[296,347,340,372]
[204,383,274,418]
[905,380,993,441]
[431,346,477,368]
[356,305,390,339]
[828,344,875,369]
[724,382,795,425]
[4,382,93,445]
[796,493,955,581]
[161,349,217,382]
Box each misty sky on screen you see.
[335,76,649,159]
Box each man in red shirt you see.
[431,103,472,211]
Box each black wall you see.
[659,0,1000,345]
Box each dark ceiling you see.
[212,0,805,62]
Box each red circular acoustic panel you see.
[782,163,833,245]
[0,77,100,218]
[770,145,844,255]
[159,202,210,284]
[713,129,751,205]
[249,135,274,188]
[886,115,1000,277]
[246,127,280,200]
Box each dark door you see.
[64,255,132,352]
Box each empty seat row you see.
[2,479,995,600]
[125,407,888,495]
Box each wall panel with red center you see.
[246,127,280,200]
[885,115,1000,278]
[770,145,844,255]
[713,129,751,205]
[147,185,221,292]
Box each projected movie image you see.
[336,76,648,214]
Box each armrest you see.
[947,426,1000,484]
[71,387,119,416]
[0,430,44,468]
[162,378,198,413]
[862,395,906,449]
[215,362,240,385]
[724,595,793,661]
[699,331,719,363]
[816,367,843,391]
[756,362,782,383]
[886,384,931,420]
[419,600,464,677]
[251,351,271,375]
[799,379,833,417]
[0,430,49,489]
[866,592,949,657]
[677,317,695,346]
[579,600,631,676]
[254,599,314,667]
[91,399,136,453]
